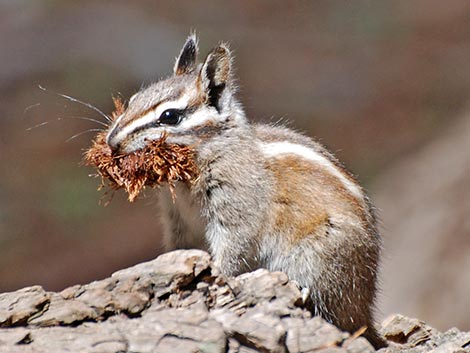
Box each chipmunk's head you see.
[106,34,243,154]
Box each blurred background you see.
[0,1,468,331]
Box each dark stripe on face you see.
[128,106,200,136]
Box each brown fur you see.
[267,157,330,243]
[266,156,370,244]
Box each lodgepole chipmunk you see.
[105,34,385,348]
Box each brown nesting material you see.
[84,98,198,203]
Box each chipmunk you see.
[105,34,385,348]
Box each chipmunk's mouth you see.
[115,131,169,155]
[84,127,197,204]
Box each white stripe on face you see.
[174,106,220,131]
[260,141,363,199]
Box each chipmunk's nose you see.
[106,129,121,154]
[109,142,121,154]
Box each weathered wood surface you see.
[0,250,468,353]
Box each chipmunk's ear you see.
[199,44,232,110]
[174,33,198,75]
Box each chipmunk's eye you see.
[159,109,183,125]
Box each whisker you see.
[38,85,112,123]
[57,116,109,127]
[65,128,103,143]
[26,121,50,131]
[23,103,41,115]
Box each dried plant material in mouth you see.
[84,97,197,203]
[84,132,198,202]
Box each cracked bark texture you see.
[0,250,468,353]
